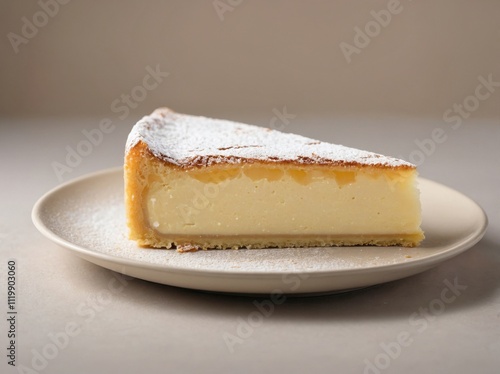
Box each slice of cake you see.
[125,108,424,252]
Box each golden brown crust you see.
[126,108,416,171]
[128,141,414,172]
[124,142,152,244]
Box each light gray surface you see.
[0,117,499,374]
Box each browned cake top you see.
[126,108,414,169]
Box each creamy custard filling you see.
[144,165,422,237]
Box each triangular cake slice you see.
[125,108,424,252]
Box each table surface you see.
[1,116,499,374]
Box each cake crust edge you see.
[125,141,425,252]
[126,108,416,171]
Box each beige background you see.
[1,0,499,120]
[1,3,500,373]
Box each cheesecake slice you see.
[125,108,424,252]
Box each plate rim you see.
[32,167,489,279]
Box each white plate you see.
[32,167,487,295]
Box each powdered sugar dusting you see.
[126,108,413,168]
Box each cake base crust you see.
[136,233,424,253]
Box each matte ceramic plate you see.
[32,167,487,295]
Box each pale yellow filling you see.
[144,165,422,237]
